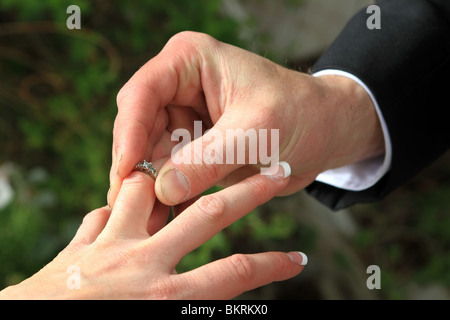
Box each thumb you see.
[155,118,281,205]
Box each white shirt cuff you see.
[312,69,392,191]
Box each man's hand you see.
[108,31,384,208]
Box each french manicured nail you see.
[279,162,291,178]
[161,168,191,204]
[267,161,291,181]
[287,251,308,266]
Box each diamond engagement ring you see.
[134,160,158,180]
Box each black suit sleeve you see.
[306,0,450,210]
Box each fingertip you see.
[299,252,308,266]
[279,161,291,179]
[116,152,139,180]
[113,123,150,179]
[264,161,291,182]
[99,205,112,214]
[158,168,191,205]
[287,251,308,266]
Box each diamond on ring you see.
[134,160,158,180]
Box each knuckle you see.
[116,88,125,106]
[81,209,97,225]
[185,154,224,189]
[205,161,222,182]
[77,208,109,236]
[116,83,133,107]
[194,161,222,185]
[228,254,256,284]
[168,31,217,48]
[195,194,227,223]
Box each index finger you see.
[112,64,176,182]
[110,32,209,191]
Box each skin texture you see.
[0,165,306,299]
[108,31,384,209]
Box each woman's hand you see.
[0,163,306,299]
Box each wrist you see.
[0,278,43,300]
[313,74,385,171]
[0,282,34,300]
[0,267,87,299]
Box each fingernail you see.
[107,186,112,208]
[115,153,123,175]
[267,161,291,181]
[287,251,308,266]
[161,168,191,204]
[279,162,291,178]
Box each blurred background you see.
[0,0,449,299]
